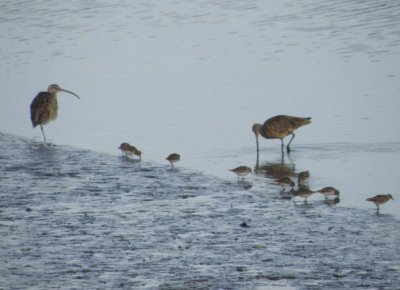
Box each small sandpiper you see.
[118,142,142,160]
[166,153,181,167]
[294,187,315,202]
[297,171,310,187]
[277,177,295,192]
[229,166,252,181]
[316,186,340,200]
[366,194,394,214]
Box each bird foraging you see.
[252,115,311,153]
[277,176,295,192]
[118,142,142,160]
[294,187,315,202]
[230,166,252,181]
[166,153,180,167]
[297,171,310,187]
[316,186,340,200]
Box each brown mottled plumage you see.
[277,176,295,191]
[366,194,394,214]
[230,166,252,181]
[118,142,142,160]
[252,115,311,153]
[166,153,180,167]
[30,84,80,143]
[294,187,315,202]
[297,171,310,187]
[317,186,340,199]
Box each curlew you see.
[30,84,80,144]
[366,194,394,214]
[166,153,180,167]
[230,166,252,181]
[252,115,311,153]
[118,142,142,160]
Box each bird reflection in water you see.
[254,149,340,205]
[254,149,296,199]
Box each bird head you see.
[252,123,262,136]
[118,143,130,150]
[48,84,80,99]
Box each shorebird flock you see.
[30,84,395,214]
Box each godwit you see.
[252,115,311,153]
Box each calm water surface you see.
[2,0,399,213]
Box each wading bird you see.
[166,153,180,167]
[277,176,295,192]
[366,194,394,214]
[297,171,310,188]
[30,84,80,144]
[316,186,340,200]
[118,142,142,160]
[229,166,252,181]
[252,115,311,153]
[294,187,315,203]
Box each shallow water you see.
[1,133,399,289]
[0,1,400,287]
[1,0,399,216]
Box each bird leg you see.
[286,133,296,152]
[40,125,47,144]
[255,134,260,152]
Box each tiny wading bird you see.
[252,115,311,153]
[118,143,142,160]
[366,194,394,214]
[277,176,295,192]
[30,84,80,144]
[230,166,252,181]
[166,153,180,167]
[316,186,340,200]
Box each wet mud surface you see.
[1,133,399,289]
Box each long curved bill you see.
[60,88,81,99]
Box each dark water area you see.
[1,132,399,289]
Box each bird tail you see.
[292,117,312,128]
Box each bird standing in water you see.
[118,143,142,160]
[316,186,340,200]
[366,194,394,214]
[297,171,310,188]
[294,187,315,203]
[252,115,311,153]
[229,166,253,181]
[166,153,180,167]
[277,176,295,192]
[30,84,80,144]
